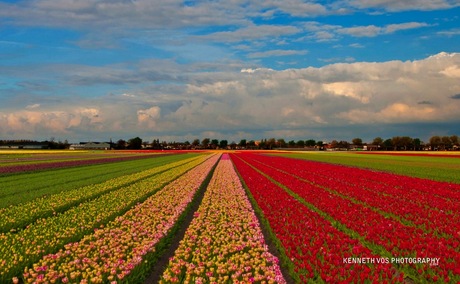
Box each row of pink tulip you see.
[0,156,204,233]
[22,154,219,283]
[0,155,210,282]
[160,155,286,283]
[0,153,158,174]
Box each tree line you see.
[111,135,460,151]
[1,134,458,151]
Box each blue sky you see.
[1,0,460,143]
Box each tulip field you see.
[230,152,460,283]
[1,150,459,283]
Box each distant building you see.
[363,144,380,151]
[69,142,111,150]
[0,142,48,149]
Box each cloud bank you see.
[1,52,459,142]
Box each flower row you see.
[160,155,286,284]
[0,155,203,233]
[0,152,128,166]
[249,153,460,248]
[0,153,162,174]
[23,154,220,283]
[0,155,210,282]
[252,154,460,240]
[238,153,460,282]
[231,154,401,283]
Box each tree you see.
[116,139,127,150]
[372,137,383,146]
[429,136,441,150]
[337,140,349,149]
[267,138,276,149]
[192,139,200,148]
[259,139,267,149]
[201,138,210,149]
[383,139,392,150]
[150,139,158,149]
[296,140,305,148]
[288,140,296,148]
[316,141,324,149]
[330,140,338,149]
[391,136,402,151]
[450,135,459,146]
[219,140,228,149]
[305,139,316,147]
[352,138,363,146]
[277,139,287,148]
[413,138,422,151]
[441,136,452,150]
[210,139,219,149]
[128,137,143,149]
[400,136,413,151]
[238,139,247,148]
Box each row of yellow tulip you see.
[160,155,286,283]
[21,154,220,283]
[0,156,204,233]
[0,154,211,282]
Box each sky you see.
[1,0,460,144]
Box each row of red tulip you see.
[249,154,460,240]
[234,153,460,283]
[230,154,402,283]
[160,155,286,283]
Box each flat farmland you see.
[274,151,460,183]
[1,150,459,283]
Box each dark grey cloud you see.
[16,81,52,91]
[418,100,433,105]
